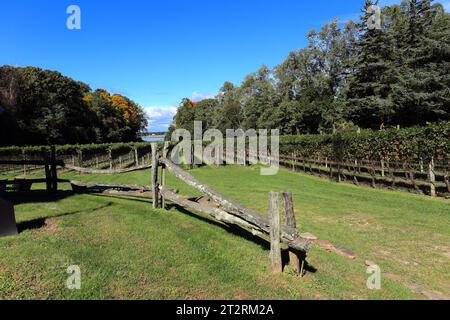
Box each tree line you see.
[0,66,147,146]
[171,0,450,136]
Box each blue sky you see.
[1,0,449,131]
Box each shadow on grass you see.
[16,202,113,233]
[2,190,75,205]
[167,203,318,274]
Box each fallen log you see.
[160,187,263,234]
[70,180,151,193]
[160,187,310,252]
[159,157,311,252]
[64,164,152,175]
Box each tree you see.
[393,0,450,125]
[0,66,148,146]
[346,0,400,129]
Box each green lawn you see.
[0,166,449,299]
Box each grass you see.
[0,165,449,299]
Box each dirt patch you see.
[43,219,59,233]
[181,223,195,230]
[314,240,356,260]
[233,290,250,300]
[383,273,401,282]
[421,290,450,300]
[405,283,450,300]
[186,288,211,300]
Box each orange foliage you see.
[83,93,93,104]
[111,94,136,123]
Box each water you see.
[143,137,165,143]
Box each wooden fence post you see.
[108,149,113,170]
[78,150,83,167]
[22,149,27,176]
[151,143,159,208]
[282,192,301,275]
[134,148,139,166]
[161,142,169,209]
[291,152,295,171]
[269,192,282,274]
[42,148,51,194]
[429,158,436,197]
[50,146,58,193]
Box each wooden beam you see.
[159,187,264,233]
[161,142,170,209]
[70,181,151,193]
[269,192,282,274]
[151,144,159,208]
[282,191,301,275]
[63,164,152,174]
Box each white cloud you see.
[190,91,216,102]
[144,106,178,132]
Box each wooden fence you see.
[68,143,312,275]
[279,154,450,198]
[0,146,63,193]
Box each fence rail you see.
[279,154,450,197]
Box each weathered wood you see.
[370,161,376,188]
[160,187,264,233]
[64,164,152,174]
[429,158,436,197]
[159,157,310,252]
[151,144,159,208]
[282,192,301,274]
[161,142,170,209]
[134,148,139,166]
[159,157,311,252]
[269,192,282,274]
[108,149,113,170]
[70,180,151,193]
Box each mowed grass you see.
[0,165,449,300]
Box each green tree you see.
[346,0,400,129]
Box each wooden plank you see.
[282,191,301,274]
[269,192,282,274]
[151,143,159,208]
